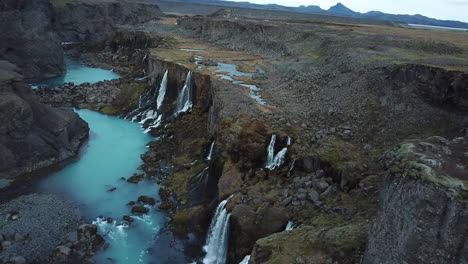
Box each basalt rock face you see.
[177,17,292,56]
[52,0,163,42]
[0,0,64,78]
[390,64,468,111]
[363,136,468,264]
[0,60,89,179]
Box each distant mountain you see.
[162,0,468,29]
[328,3,357,15]
[297,5,324,13]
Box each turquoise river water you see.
[30,57,120,88]
[39,109,188,263]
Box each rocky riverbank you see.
[0,194,104,264]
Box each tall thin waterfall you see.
[265,135,277,169]
[174,71,193,116]
[239,255,251,264]
[156,70,168,110]
[206,140,215,161]
[202,199,231,264]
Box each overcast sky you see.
[228,0,468,22]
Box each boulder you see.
[9,256,26,264]
[77,224,98,240]
[229,204,288,263]
[137,195,156,205]
[55,245,72,256]
[131,206,149,214]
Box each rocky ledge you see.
[0,60,89,181]
[364,135,468,264]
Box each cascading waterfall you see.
[285,221,296,231]
[144,114,162,133]
[206,140,216,161]
[174,71,193,116]
[265,134,292,170]
[156,70,168,110]
[202,199,231,264]
[239,255,251,264]
[270,147,287,169]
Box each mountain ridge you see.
[157,0,468,29]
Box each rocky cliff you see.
[52,0,163,42]
[0,0,64,78]
[0,60,89,180]
[364,136,468,264]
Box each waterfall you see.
[206,140,215,161]
[188,167,210,204]
[174,71,193,116]
[270,147,287,170]
[285,221,296,231]
[239,255,251,264]
[138,110,158,124]
[265,135,293,170]
[144,115,162,133]
[202,199,231,264]
[265,134,277,169]
[287,159,296,177]
[156,70,168,110]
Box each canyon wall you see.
[0,0,64,78]
[364,136,468,264]
[0,60,89,179]
[52,0,163,42]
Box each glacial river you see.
[36,63,187,263]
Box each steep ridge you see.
[51,0,163,42]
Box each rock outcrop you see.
[52,0,163,42]
[0,0,64,78]
[390,64,468,111]
[0,60,89,180]
[250,223,368,264]
[364,136,468,264]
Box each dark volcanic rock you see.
[52,0,163,42]
[0,61,89,179]
[131,206,149,214]
[390,64,468,111]
[0,0,64,78]
[364,136,468,264]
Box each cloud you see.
[449,0,468,5]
